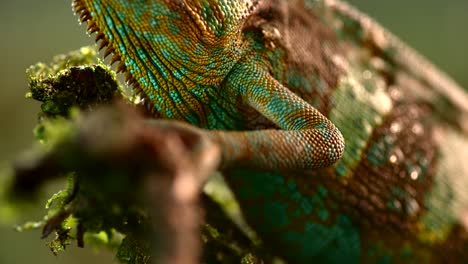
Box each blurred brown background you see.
[0,1,467,263]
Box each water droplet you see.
[412,123,424,135]
[410,169,419,180]
[389,86,402,100]
[390,122,401,133]
[389,154,397,163]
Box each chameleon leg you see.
[209,62,345,170]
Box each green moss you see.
[26,47,123,117]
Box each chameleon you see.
[71,0,468,263]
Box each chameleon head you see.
[73,0,260,119]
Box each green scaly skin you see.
[73,0,468,263]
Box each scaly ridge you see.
[73,0,156,116]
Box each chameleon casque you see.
[70,0,468,263]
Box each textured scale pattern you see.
[73,0,468,263]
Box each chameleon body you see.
[73,0,468,263]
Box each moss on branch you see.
[6,47,269,264]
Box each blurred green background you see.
[0,1,467,263]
